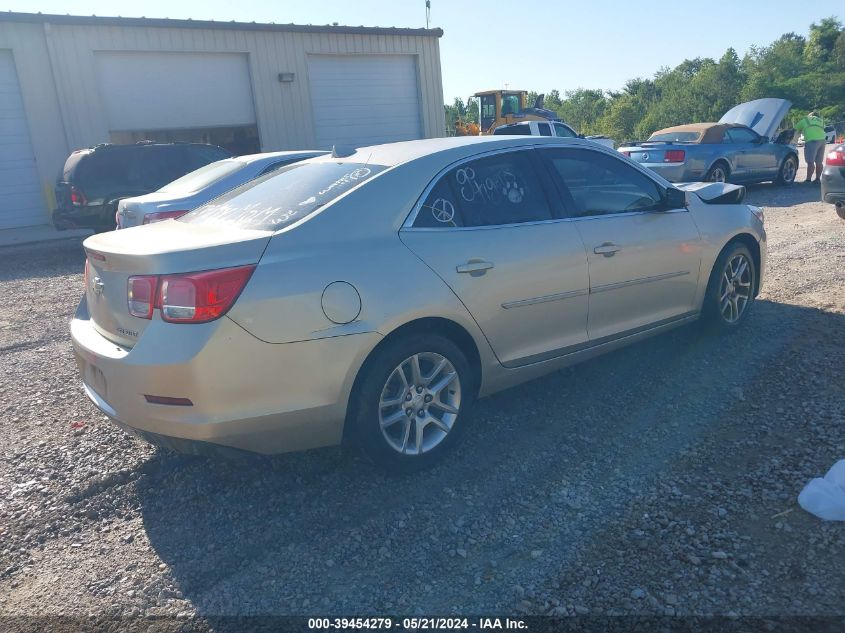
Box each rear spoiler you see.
[675,181,746,205]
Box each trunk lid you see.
[718,98,791,140]
[620,145,675,164]
[82,221,271,347]
[117,192,190,229]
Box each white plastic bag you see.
[798,460,845,521]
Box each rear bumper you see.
[53,205,115,231]
[71,297,381,454]
[821,167,845,204]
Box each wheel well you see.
[342,317,483,443]
[726,233,762,297]
[708,158,730,173]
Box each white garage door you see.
[94,52,256,131]
[0,50,44,229]
[309,55,422,149]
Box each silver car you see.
[71,136,766,471]
[821,144,845,220]
[116,150,325,228]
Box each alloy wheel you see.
[708,166,727,183]
[718,254,753,323]
[378,352,462,455]
[782,158,797,183]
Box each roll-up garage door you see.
[309,55,422,149]
[0,50,44,229]
[94,51,256,131]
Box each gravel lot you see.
[1,166,844,625]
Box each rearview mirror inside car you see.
[664,187,687,209]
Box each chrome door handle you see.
[593,243,621,257]
[456,260,494,274]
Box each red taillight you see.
[127,266,255,322]
[159,266,255,323]
[127,275,158,319]
[621,151,631,157]
[664,150,686,163]
[70,186,87,206]
[826,150,845,166]
[143,210,189,225]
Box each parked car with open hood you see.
[116,150,326,228]
[71,136,766,471]
[821,143,845,220]
[54,142,231,232]
[618,99,798,186]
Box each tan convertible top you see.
[649,122,741,144]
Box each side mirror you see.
[664,187,687,209]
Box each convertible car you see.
[618,99,798,185]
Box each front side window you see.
[537,123,552,136]
[480,94,497,131]
[554,123,577,138]
[501,94,521,116]
[413,151,552,228]
[541,148,663,217]
[726,127,759,144]
[180,162,385,231]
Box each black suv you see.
[53,142,231,231]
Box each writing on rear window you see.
[180,162,385,231]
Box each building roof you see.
[0,11,444,37]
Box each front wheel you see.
[775,155,797,186]
[703,241,756,331]
[353,334,474,473]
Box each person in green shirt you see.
[795,111,826,183]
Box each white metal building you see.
[0,12,445,229]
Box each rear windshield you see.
[179,162,386,231]
[647,131,701,143]
[158,159,245,194]
[493,124,532,136]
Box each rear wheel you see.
[835,204,845,221]
[705,161,730,183]
[353,334,474,473]
[702,241,756,331]
[775,155,797,186]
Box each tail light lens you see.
[160,266,255,323]
[127,276,158,319]
[621,151,631,157]
[664,150,686,163]
[126,265,255,323]
[70,186,87,206]
[143,210,189,225]
[826,150,845,166]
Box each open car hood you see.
[718,98,791,140]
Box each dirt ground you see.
[0,157,843,629]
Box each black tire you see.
[704,161,730,183]
[353,333,474,473]
[702,241,757,332]
[775,155,798,186]
[835,204,845,221]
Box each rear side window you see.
[537,123,552,136]
[493,123,531,136]
[541,148,662,217]
[180,162,385,231]
[413,151,552,228]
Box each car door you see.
[538,147,702,341]
[728,127,776,177]
[400,148,589,367]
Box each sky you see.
[4,0,840,102]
